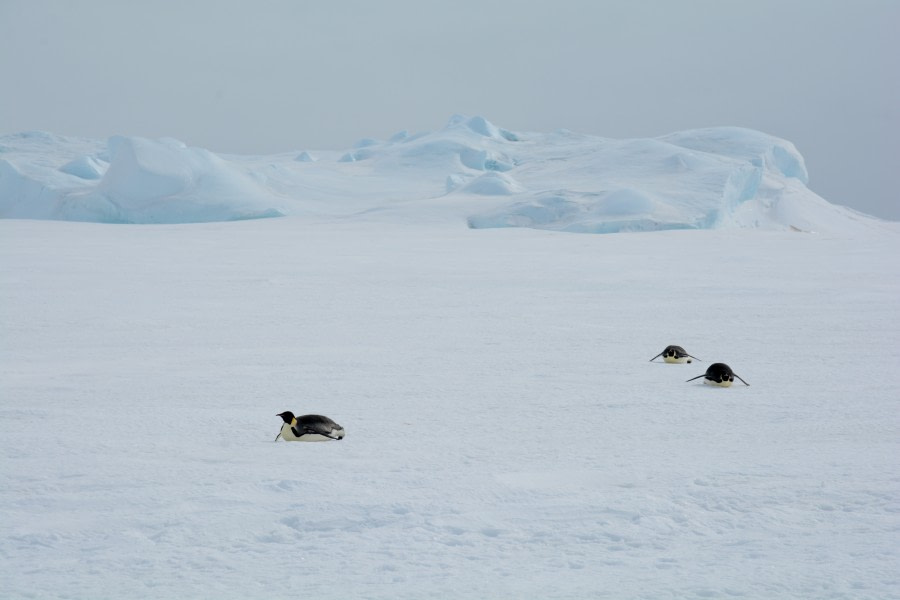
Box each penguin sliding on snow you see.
[649,345,700,364]
[275,411,345,441]
[686,363,749,387]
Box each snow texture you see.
[0,116,887,233]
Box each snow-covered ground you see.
[2,216,899,599]
[1,118,899,598]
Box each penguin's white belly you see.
[280,423,343,442]
[704,378,733,387]
[663,356,691,364]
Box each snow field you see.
[2,217,899,599]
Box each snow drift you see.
[0,117,885,232]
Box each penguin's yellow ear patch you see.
[291,418,298,426]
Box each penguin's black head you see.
[706,363,734,383]
[277,411,295,423]
[664,345,686,358]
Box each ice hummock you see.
[0,116,886,232]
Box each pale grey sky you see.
[1,0,897,219]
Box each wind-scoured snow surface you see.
[2,117,899,599]
[0,115,886,232]
[2,219,899,600]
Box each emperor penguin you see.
[275,411,345,441]
[649,345,700,364]
[686,363,749,387]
